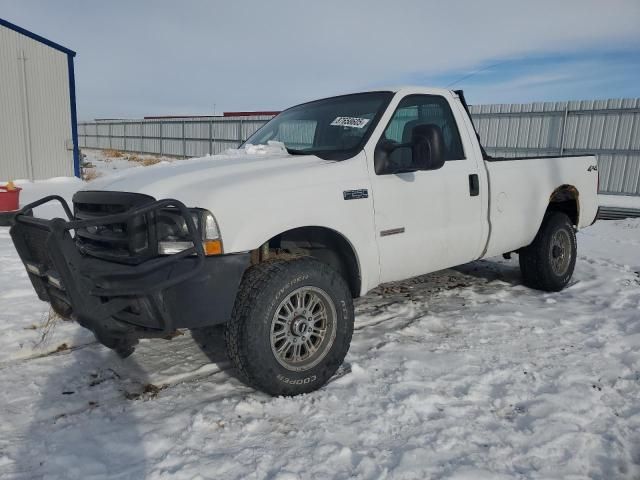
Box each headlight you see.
[157,208,223,256]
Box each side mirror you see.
[374,124,446,175]
[410,124,445,171]
[374,141,410,175]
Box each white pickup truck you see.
[3,87,599,396]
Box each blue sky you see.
[411,50,640,104]
[1,0,638,119]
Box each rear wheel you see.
[225,257,354,396]
[519,212,577,292]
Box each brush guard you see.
[1,195,217,357]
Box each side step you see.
[597,206,640,220]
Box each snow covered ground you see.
[599,194,640,210]
[0,151,638,479]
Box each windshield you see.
[243,91,393,160]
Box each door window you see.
[381,95,465,168]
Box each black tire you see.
[225,257,354,396]
[519,211,577,292]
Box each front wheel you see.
[225,257,354,396]
[519,212,577,292]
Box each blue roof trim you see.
[0,17,76,56]
[67,55,80,178]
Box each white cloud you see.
[2,0,638,117]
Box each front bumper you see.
[1,195,249,355]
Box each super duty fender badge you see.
[588,165,598,172]
[343,189,368,200]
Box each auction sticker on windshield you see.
[330,117,370,128]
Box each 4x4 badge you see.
[588,165,598,172]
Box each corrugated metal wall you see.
[470,99,640,195]
[0,24,75,180]
[79,97,640,196]
[79,117,273,158]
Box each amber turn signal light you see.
[203,239,223,256]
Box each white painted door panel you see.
[368,93,484,283]
[371,161,483,283]
[372,169,449,282]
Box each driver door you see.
[369,94,484,283]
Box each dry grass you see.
[163,330,185,340]
[140,158,161,166]
[124,383,168,401]
[83,169,102,181]
[93,148,165,167]
[54,343,69,353]
[33,308,61,348]
[125,153,161,166]
[103,149,124,158]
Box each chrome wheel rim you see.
[270,286,337,372]
[550,229,572,276]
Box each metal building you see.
[0,18,79,180]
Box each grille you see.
[20,223,51,267]
[73,191,157,265]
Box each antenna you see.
[445,59,509,88]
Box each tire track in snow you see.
[7,250,637,427]
[0,340,99,371]
[9,270,479,426]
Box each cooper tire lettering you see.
[277,374,317,385]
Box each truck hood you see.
[86,150,333,205]
[85,146,372,260]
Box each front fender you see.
[224,217,378,296]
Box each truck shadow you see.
[190,324,246,384]
[454,258,524,287]
[9,323,246,479]
[11,328,151,479]
[4,258,533,479]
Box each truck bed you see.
[485,154,597,162]
[482,154,599,259]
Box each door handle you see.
[468,174,479,196]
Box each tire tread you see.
[519,211,577,292]
[225,257,353,395]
